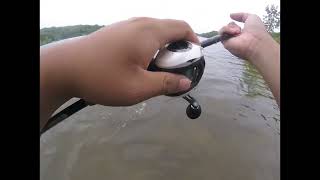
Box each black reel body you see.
[148,56,205,96]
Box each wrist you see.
[248,33,279,67]
[40,38,84,109]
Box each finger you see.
[154,19,200,47]
[218,22,241,35]
[140,70,192,99]
[230,12,250,23]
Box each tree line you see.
[40,25,104,45]
[40,4,279,45]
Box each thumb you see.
[218,22,241,36]
[142,70,192,98]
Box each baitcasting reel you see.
[148,34,229,119]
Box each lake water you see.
[40,38,280,180]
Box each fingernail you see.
[178,78,192,91]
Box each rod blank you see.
[200,34,232,48]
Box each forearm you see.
[249,36,280,106]
[40,36,86,129]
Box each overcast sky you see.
[40,0,280,33]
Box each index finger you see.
[154,19,200,48]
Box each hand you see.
[219,13,280,106]
[40,17,199,125]
[71,17,200,105]
[219,12,274,62]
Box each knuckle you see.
[179,20,189,26]
[129,17,151,22]
[130,17,156,27]
[179,20,192,30]
[129,17,157,32]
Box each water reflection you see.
[241,61,274,100]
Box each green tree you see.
[40,25,104,46]
[263,4,280,33]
